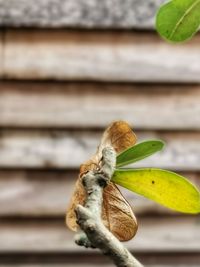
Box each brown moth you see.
[66,121,138,241]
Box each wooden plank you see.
[0,265,199,267]
[0,82,200,130]
[0,216,199,252]
[0,253,199,265]
[0,170,198,217]
[0,130,199,170]
[0,0,164,29]
[0,32,3,76]
[3,31,200,82]
[0,170,77,217]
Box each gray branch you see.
[75,147,144,267]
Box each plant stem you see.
[75,147,144,267]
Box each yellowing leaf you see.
[112,168,200,214]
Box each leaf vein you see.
[170,0,200,39]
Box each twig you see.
[75,147,144,267]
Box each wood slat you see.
[0,32,3,76]
[0,130,199,170]
[0,82,200,130]
[1,253,199,266]
[3,31,200,82]
[0,216,200,252]
[0,170,198,217]
[0,265,199,267]
[0,170,75,217]
[0,0,164,29]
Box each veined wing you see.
[66,121,138,241]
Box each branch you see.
[75,147,144,267]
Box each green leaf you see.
[116,140,164,168]
[156,0,200,42]
[112,168,200,214]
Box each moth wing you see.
[66,158,100,232]
[99,120,137,154]
[66,121,138,241]
[66,175,85,232]
[103,182,138,241]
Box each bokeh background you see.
[0,0,200,266]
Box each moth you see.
[66,121,138,241]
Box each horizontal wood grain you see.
[0,82,200,130]
[0,170,198,217]
[0,130,200,170]
[0,250,199,266]
[0,32,3,76]
[0,264,199,267]
[0,0,164,29]
[0,1,199,263]
[0,216,199,252]
[3,31,200,82]
[0,266,198,267]
[0,170,77,217]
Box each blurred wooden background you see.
[0,0,200,266]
